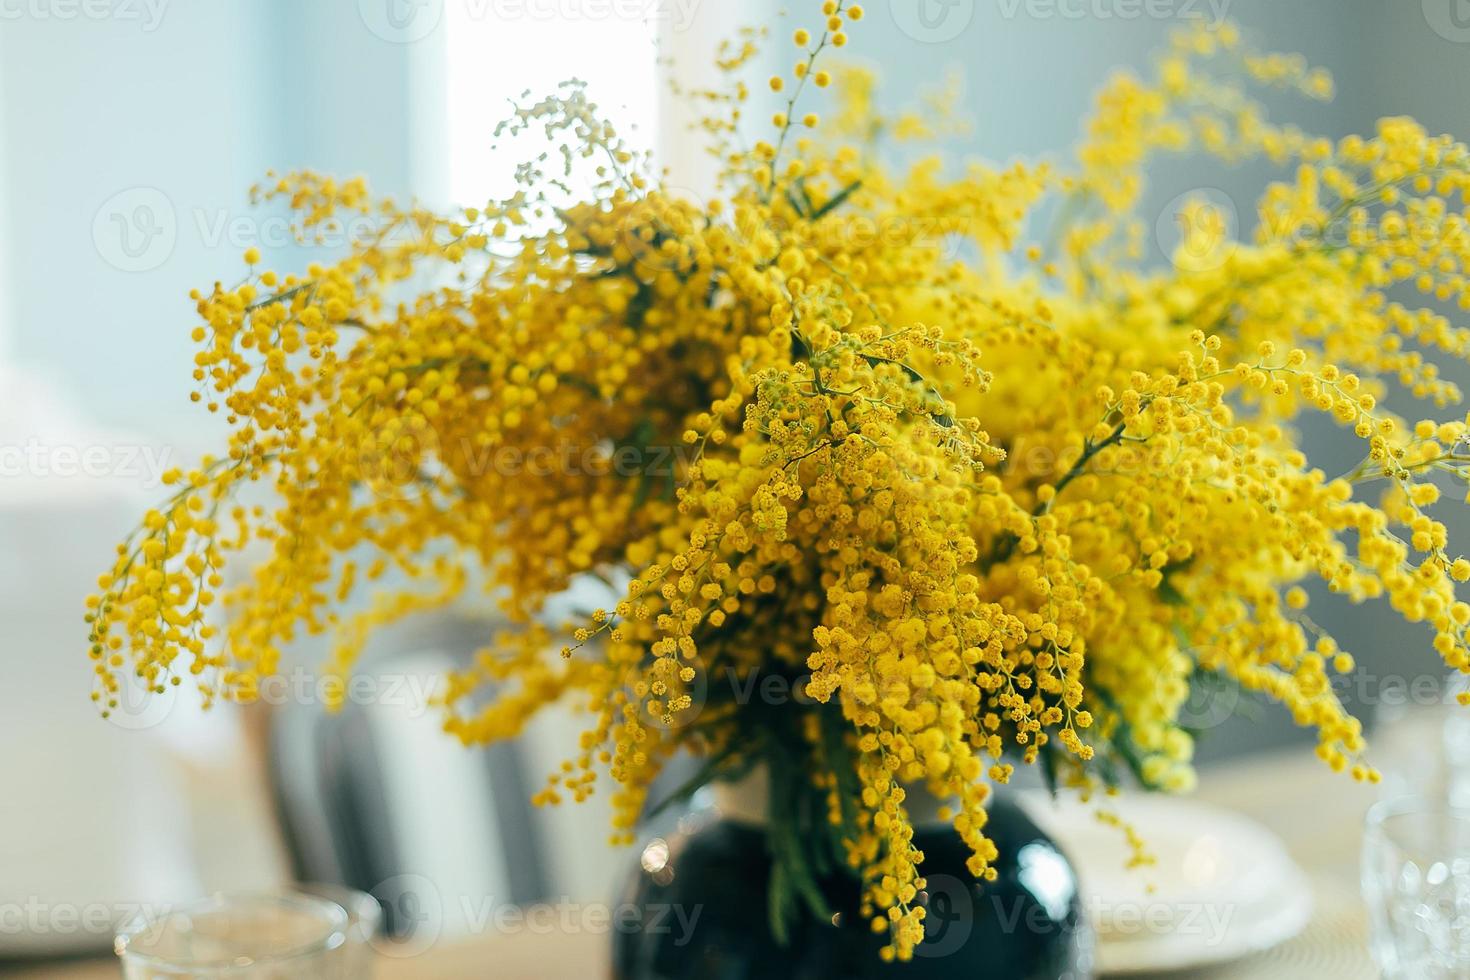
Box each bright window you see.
[444,5,661,209]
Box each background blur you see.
[1,0,1467,962]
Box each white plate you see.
[1018,792,1314,974]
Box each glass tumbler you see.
[1363,796,1470,978]
[294,883,382,977]
[115,892,349,979]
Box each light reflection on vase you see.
[613,793,1094,980]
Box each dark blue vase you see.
[613,793,1093,979]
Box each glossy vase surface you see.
[613,792,1093,979]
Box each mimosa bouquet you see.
[88,3,1470,961]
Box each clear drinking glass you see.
[294,883,382,977]
[1363,796,1470,978]
[115,892,349,979]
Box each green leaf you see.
[785,182,811,219]
[1157,558,1194,606]
[1038,738,1062,799]
[644,746,751,819]
[860,355,954,427]
[790,330,812,360]
[809,180,863,220]
[768,753,831,927]
[768,860,791,945]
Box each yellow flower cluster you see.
[87,8,1470,962]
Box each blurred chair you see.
[266,614,551,940]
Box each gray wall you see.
[788,0,1470,759]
